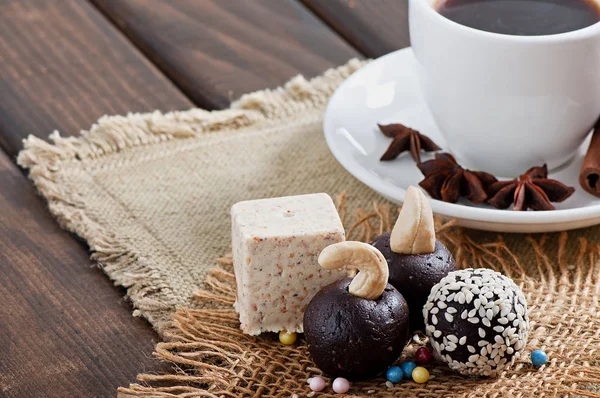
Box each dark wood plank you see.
[301,0,410,58]
[90,0,361,109]
[0,1,190,396]
[0,0,193,158]
[0,151,169,397]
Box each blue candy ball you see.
[386,366,403,383]
[400,361,417,379]
[531,350,547,367]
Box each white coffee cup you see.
[409,0,600,177]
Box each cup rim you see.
[415,0,600,42]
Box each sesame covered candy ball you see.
[423,269,529,377]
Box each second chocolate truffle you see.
[304,278,410,380]
[372,233,456,331]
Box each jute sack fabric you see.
[17,60,600,397]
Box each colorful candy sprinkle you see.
[400,361,417,379]
[309,376,326,392]
[279,331,297,345]
[415,347,432,365]
[531,350,547,367]
[332,377,350,394]
[386,366,403,383]
[412,366,429,383]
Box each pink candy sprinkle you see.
[332,377,350,394]
[309,376,326,392]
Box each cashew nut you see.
[390,186,436,254]
[318,241,388,300]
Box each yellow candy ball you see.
[279,331,297,345]
[412,366,429,383]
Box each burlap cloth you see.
[18,60,600,397]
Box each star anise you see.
[487,164,575,211]
[417,153,498,204]
[379,123,441,163]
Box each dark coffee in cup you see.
[436,0,600,36]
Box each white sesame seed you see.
[507,313,516,321]
[431,307,439,314]
[485,291,494,298]
[492,305,500,317]
[480,296,488,306]
[479,307,486,318]
[367,390,376,394]
[474,299,481,309]
[514,341,523,350]
[506,347,514,355]
[478,340,489,347]
[493,326,504,333]
[498,317,509,325]
[445,313,454,322]
[469,354,479,363]
[447,293,456,301]
[307,392,315,398]
[426,325,435,334]
[432,315,438,325]
[480,346,487,356]
[468,345,476,353]
[482,318,491,327]
[491,348,499,359]
[461,310,468,319]
[516,305,524,316]
[434,330,442,338]
[438,301,447,309]
[486,309,494,320]
[459,336,467,345]
[447,335,458,343]
[479,328,486,338]
[468,317,479,324]
[468,309,477,317]
[457,292,466,304]
[446,343,456,352]
[465,291,474,303]
[447,307,457,314]
[386,381,393,389]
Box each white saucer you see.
[324,48,600,233]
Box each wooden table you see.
[0,1,409,396]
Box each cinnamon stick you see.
[579,118,600,197]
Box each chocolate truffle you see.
[372,185,456,331]
[304,278,410,379]
[423,268,529,377]
[372,233,456,330]
[303,241,410,380]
